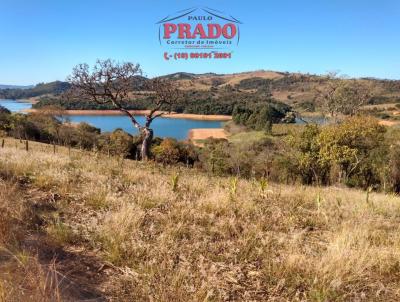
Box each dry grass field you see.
[1,139,400,301]
[171,71,285,91]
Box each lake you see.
[65,115,223,140]
[0,99,223,140]
[0,99,33,112]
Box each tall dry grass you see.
[1,139,400,301]
[0,178,62,302]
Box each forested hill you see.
[2,70,400,115]
[0,81,70,100]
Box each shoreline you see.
[18,108,400,126]
[22,109,232,121]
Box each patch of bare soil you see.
[188,128,227,140]
[379,120,400,127]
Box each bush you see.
[199,138,232,175]
[98,129,134,157]
[287,124,330,185]
[74,122,100,149]
[152,138,198,166]
[318,116,386,184]
[152,138,181,164]
[198,137,281,178]
[0,105,11,115]
[287,116,387,187]
[390,145,400,193]
[0,107,11,131]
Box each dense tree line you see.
[232,102,295,132]
[33,90,296,116]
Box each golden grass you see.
[0,181,25,246]
[188,128,228,141]
[218,70,284,87]
[168,70,285,91]
[0,179,62,302]
[0,252,62,302]
[1,139,400,300]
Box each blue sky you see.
[0,0,399,85]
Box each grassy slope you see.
[225,122,305,145]
[1,139,400,301]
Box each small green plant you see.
[259,177,268,194]
[15,250,31,267]
[171,172,180,192]
[230,177,238,197]
[85,190,108,210]
[47,220,76,245]
[316,192,321,211]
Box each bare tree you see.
[316,72,374,120]
[67,59,180,160]
[34,105,67,145]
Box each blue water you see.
[0,99,223,140]
[0,99,33,112]
[295,116,330,125]
[66,115,222,140]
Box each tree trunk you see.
[140,127,153,161]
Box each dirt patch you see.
[363,103,399,110]
[379,120,400,127]
[188,128,227,141]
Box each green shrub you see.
[152,138,181,164]
[232,102,294,132]
[152,138,198,166]
[389,145,400,193]
[98,129,134,158]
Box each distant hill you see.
[159,72,221,80]
[167,70,400,107]
[0,84,33,90]
[4,71,400,114]
[0,81,70,100]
